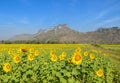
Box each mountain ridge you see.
[10,24,120,44]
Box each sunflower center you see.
[30,55,34,59]
[22,49,27,52]
[52,52,54,55]
[6,65,10,69]
[90,54,95,59]
[75,55,81,61]
[16,57,20,61]
[53,56,56,60]
[98,71,103,75]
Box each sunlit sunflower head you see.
[51,55,57,62]
[28,54,34,61]
[84,51,88,56]
[29,48,35,54]
[21,48,28,53]
[13,55,21,63]
[72,52,82,65]
[59,55,64,60]
[61,52,67,57]
[90,53,95,59]
[34,50,39,56]
[17,48,22,54]
[3,62,11,73]
[96,69,104,77]
[50,50,55,56]
[68,58,72,63]
[75,47,81,53]
[59,52,67,60]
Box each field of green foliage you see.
[99,44,120,68]
[0,44,119,83]
[93,44,120,82]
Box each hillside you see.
[10,34,33,40]
[10,24,120,44]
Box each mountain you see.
[32,24,82,43]
[10,24,120,44]
[10,34,33,40]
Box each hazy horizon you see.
[0,0,120,40]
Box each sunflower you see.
[59,55,64,60]
[3,62,11,73]
[34,50,39,56]
[29,48,34,54]
[21,48,27,53]
[59,52,67,60]
[90,53,95,59]
[51,55,57,62]
[61,52,67,57]
[17,48,22,54]
[96,69,104,77]
[68,58,72,63]
[75,47,81,53]
[28,54,34,61]
[50,50,55,56]
[72,52,82,65]
[84,51,88,56]
[13,55,21,63]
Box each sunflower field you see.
[0,44,119,83]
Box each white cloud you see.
[95,0,120,20]
[95,17,120,27]
[102,17,120,24]
[96,10,110,19]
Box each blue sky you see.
[0,0,120,40]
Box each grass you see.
[100,44,120,63]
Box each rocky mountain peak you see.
[10,24,120,44]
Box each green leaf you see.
[82,69,87,73]
[12,77,19,83]
[61,69,67,73]
[65,72,71,77]
[22,74,27,80]
[4,78,8,83]
[2,75,10,82]
[57,66,61,70]
[52,70,56,76]
[60,77,67,83]
[26,70,33,75]
[43,79,47,83]
[75,80,80,83]
[56,72,62,78]
[72,68,78,75]
[47,75,54,80]
[33,66,38,71]
[68,77,75,83]
[32,76,37,81]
